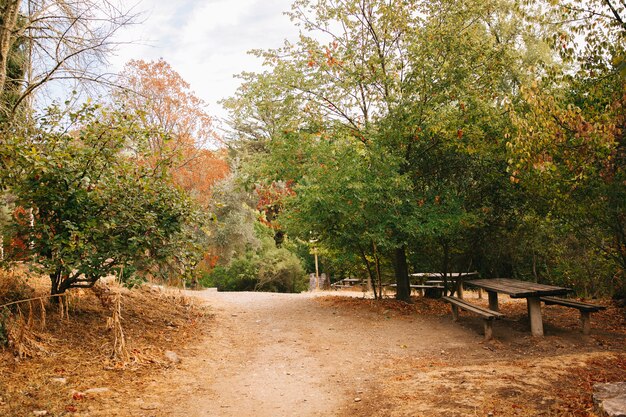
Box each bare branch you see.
[1,0,140,118]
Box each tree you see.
[227,0,549,301]
[206,172,260,266]
[8,102,201,295]
[173,148,229,208]
[0,0,138,119]
[116,59,221,157]
[507,0,626,295]
[0,0,22,99]
[116,59,227,207]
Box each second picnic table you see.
[409,272,478,297]
[465,278,571,337]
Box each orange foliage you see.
[120,58,221,150]
[4,207,30,261]
[199,253,219,270]
[173,149,229,207]
[118,59,229,206]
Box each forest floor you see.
[0,276,625,417]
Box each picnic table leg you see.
[457,280,464,299]
[527,296,544,337]
[487,291,499,311]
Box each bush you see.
[200,234,307,293]
[206,255,260,292]
[256,246,307,293]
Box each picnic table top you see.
[465,278,571,299]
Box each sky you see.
[108,0,299,125]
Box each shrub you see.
[200,240,306,293]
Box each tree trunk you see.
[360,248,378,299]
[393,246,411,302]
[359,248,378,300]
[49,268,66,303]
[0,0,21,96]
[441,239,450,295]
[373,243,383,298]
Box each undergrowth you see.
[0,271,211,416]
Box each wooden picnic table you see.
[410,272,478,297]
[465,278,571,337]
[331,278,365,289]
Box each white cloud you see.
[108,0,298,122]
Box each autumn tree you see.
[508,0,625,296]
[116,59,228,207]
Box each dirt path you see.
[0,280,622,417]
[152,290,471,417]
[144,290,623,417]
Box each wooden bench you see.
[412,284,444,289]
[539,297,606,335]
[442,296,504,340]
[384,283,444,289]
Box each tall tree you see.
[508,0,626,295]
[228,0,549,301]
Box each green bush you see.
[256,246,307,292]
[208,254,260,292]
[199,226,307,293]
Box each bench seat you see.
[384,283,444,289]
[540,296,606,335]
[442,296,504,340]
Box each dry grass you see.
[0,270,212,417]
[316,294,451,318]
[0,267,35,306]
[322,292,626,417]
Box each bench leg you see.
[483,319,493,341]
[580,311,591,335]
[487,291,499,312]
[451,304,459,321]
